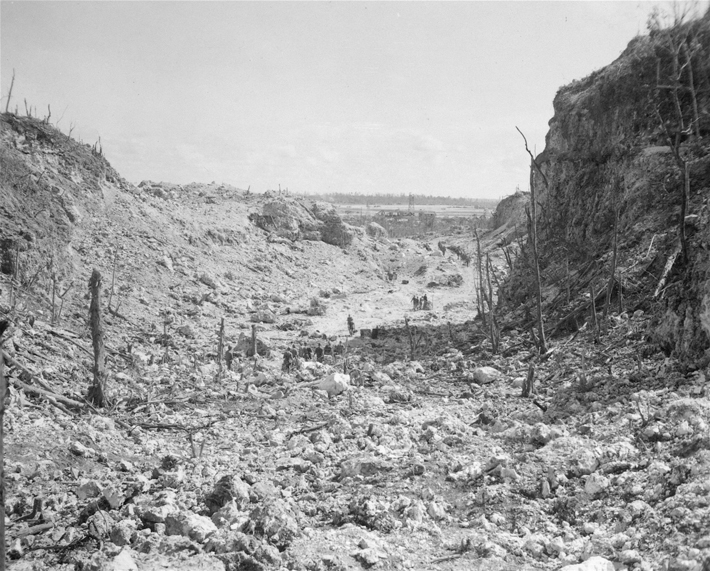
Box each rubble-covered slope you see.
[502,12,710,361]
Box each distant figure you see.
[422,294,428,310]
[438,241,446,256]
[347,315,355,336]
[334,343,344,356]
[315,343,324,363]
[304,346,313,361]
[412,295,419,311]
[324,343,332,357]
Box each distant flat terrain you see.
[335,203,489,217]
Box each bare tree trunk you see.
[681,42,701,138]
[590,283,600,344]
[4,69,14,113]
[486,254,499,353]
[0,326,7,571]
[87,270,107,407]
[522,363,535,397]
[404,316,415,360]
[605,188,620,317]
[529,182,547,354]
[475,230,485,325]
[251,324,258,359]
[517,127,548,354]
[217,317,225,380]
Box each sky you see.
[1,1,707,199]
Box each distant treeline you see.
[298,192,499,209]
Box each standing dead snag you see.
[516,126,548,354]
[605,185,621,318]
[217,317,225,380]
[404,316,415,360]
[0,320,8,571]
[251,324,258,359]
[522,363,535,397]
[87,270,108,407]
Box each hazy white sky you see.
[1,1,704,199]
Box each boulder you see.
[165,510,218,543]
[250,310,276,323]
[558,556,615,571]
[473,366,504,384]
[366,222,388,239]
[250,200,320,240]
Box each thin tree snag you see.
[404,316,415,360]
[605,187,621,317]
[4,69,15,114]
[251,324,258,358]
[517,127,548,355]
[475,230,485,325]
[87,270,108,407]
[522,363,535,397]
[217,317,225,380]
[590,283,600,344]
[0,326,7,571]
[516,126,549,190]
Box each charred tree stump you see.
[87,270,108,407]
[522,363,535,397]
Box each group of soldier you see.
[281,315,357,373]
[411,294,430,311]
[282,340,346,372]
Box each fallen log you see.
[1,350,84,409]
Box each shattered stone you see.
[165,510,218,543]
[77,480,102,501]
[558,556,615,571]
[473,366,504,384]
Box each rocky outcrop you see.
[0,113,135,280]
[366,222,388,240]
[503,12,710,363]
[249,198,356,247]
[310,201,355,247]
[249,199,320,241]
[492,191,528,230]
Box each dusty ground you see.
[1,179,709,571]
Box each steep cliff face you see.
[505,12,710,363]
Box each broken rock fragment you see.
[165,510,218,543]
[473,366,504,384]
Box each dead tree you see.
[4,69,14,113]
[404,316,415,360]
[87,270,108,407]
[522,363,535,397]
[590,283,600,344]
[605,184,621,318]
[517,127,548,354]
[486,254,500,353]
[474,230,485,322]
[251,324,258,359]
[217,317,225,380]
[0,321,8,570]
[650,11,705,266]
